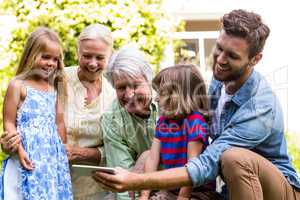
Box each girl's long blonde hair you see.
[16,27,66,100]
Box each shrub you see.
[286,132,300,175]
[0,0,182,133]
[0,0,182,166]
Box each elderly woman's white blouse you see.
[63,66,115,199]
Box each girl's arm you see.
[139,138,161,199]
[3,80,21,139]
[3,80,34,170]
[177,140,204,199]
[56,97,67,143]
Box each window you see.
[162,20,219,81]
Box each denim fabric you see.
[187,70,300,190]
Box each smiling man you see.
[93,10,300,200]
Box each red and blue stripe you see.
[155,111,209,169]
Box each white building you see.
[162,0,300,137]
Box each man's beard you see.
[213,61,250,82]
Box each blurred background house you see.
[161,0,300,138]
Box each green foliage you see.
[0,152,7,168]
[289,145,300,174]
[0,0,182,164]
[0,0,180,120]
[286,133,300,175]
[1,0,178,69]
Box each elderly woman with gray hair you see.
[101,45,157,200]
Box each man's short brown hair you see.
[221,9,270,58]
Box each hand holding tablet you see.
[72,164,116,176]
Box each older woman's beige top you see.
[64,66,115,199]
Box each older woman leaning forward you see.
[101,46,157,200]
[0,24,115,200]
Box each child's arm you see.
[18,143,34,170]
[177,140,204,199]
[56,97,67,143]
[3,80,21,141]
[139,138,161,200]
[3,80,34,170]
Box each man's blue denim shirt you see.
[186,70,300,190]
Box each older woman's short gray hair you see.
[106,45,153,86]
[78,24,113,48]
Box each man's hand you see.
[92,167,192,194]
[92,167,142,192]
[0,131,20,154]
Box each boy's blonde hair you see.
[153,64,208,117]
[15,27,66,99]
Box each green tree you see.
[0,0,182,165]
[1,0,179,68]
[286,133,300,174]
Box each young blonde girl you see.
[140,64,215,200]
[0,27,72,200]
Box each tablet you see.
[71,164,116,176]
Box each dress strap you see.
[18,79,29,91]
